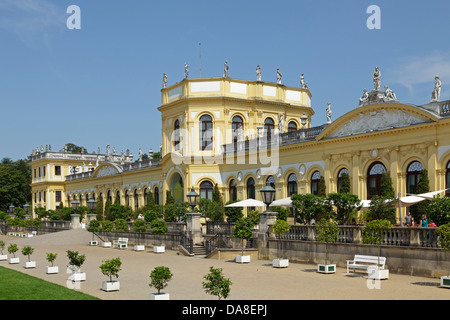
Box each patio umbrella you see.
[225,199,266,207]
[414,188,449,200]
[269,197,293,207]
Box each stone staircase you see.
[192,244,207,257]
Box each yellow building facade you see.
[30,69,450,223]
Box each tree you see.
[272,219,291,259]
[315,219,340,265]
[327,193,362,224]
[412,169,430,222]
[202,267,232,300]
[362,219,393,267]
[8,244,18,257]
[224,200,243,222]
[150,219,168,234]
[65,143,87,154]
[0,158,32,212]
[21,246,34,262]
[165,190,175,204]
[87,219,100,242]
[46,253,57,267]
[380,171,395,198]
[428,196,450,226]
[436,223,450,250]
[232,217,255,256]
[339,172,351,193]
[291,194,333,224]
[317,176,326,196]
[367,196,396,223]
[99,257,122,282]
[133,218,147,245]
[109,204,132,221]
[66,250,86,273]
[113,218,128,232]
[149,266,173,294]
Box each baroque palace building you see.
[30,65,450,223]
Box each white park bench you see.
[347,254,386,273]
[113,237,128,249]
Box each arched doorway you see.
[170,172,184,203]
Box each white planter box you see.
[236,255,250,263]
[273,259,289,268]
[46,266,59,274]
[317,264,336,274]
[0,254,7,261]
[134,245,145,251]
[440,276,450,288]
[149,292,170,300]
[153,246,165,253]
[24,261,36,268]
[9,257,19,264]
[89,241,98,246]
[102,242,112,248]
[102,281,120,292]
[68,272,86,282]
[368,266,389,280]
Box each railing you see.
[439,100,450,116]
[180,231,194,254]
[278,225,442,248]
[205,233,230,255]
[205,221,234,236]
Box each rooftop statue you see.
[223,60,229,78]
[431,75,441,102]
[277,68,282,84]
[256,65,261,81]
[359,89,369,106]
[300,74,306,88]
[326,103,332,124]
[184,63,189,79]
[383,86,398,102]
[162,73,168,88]
[373,66,381,91]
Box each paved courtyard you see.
[0,229,449,301]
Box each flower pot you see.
[367,266,389,280]
[236,255,250,263]
[9,257,19,264]
[102,281,120,292]
[46,266,59,274]
[102,242,112,248]
[149,292,170,300]
[317,264,336,274]
[24,261,36,268]
[0,254,7,261]
[68,272,86,282]
[89,241,98,246]
[134,245,145,251]
[153,246,165,253]
[440,276,450,288]
[272,259,289,268]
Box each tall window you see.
[288,121,298,132]
[154,187,160,205]
[125,190,129,207]
[246,178,255,199]
[232,116,243,143]
[229,179,237,202]
[337,168,350,193]
[447,161,450,197]
[407,161,423,195]
[116,191,120,204]
[55,191,62,203]
[134,189,139,211]
[200,180,214,199]
[200,114,213,150]
[107,190,112,203]
[311,171,322,195]
[174,119,181,151]
[287,173,298,196]
[144,188,148,206]
[367,162,386,199]
[264,118,275,137]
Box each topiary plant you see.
[99,257,122,282]
[8,243,18,257]
[202,266,232,300]
[315,218,340,265]
[149,266,173,294]
[21,246,34,262]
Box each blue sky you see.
[1,0,450,161]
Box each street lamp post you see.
[187,186,199,212]
[186,187,201,245]
[260,181,276,212]
[70,199,81,229]
[8,204,15,217]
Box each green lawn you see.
[0,266,100,300]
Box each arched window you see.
[447,161,450,197]
[143,188,148,206]
[154,187,160,205]
[134,189,139,211]
[264,118,275,137]
[107,190,112,203]
[287,173,298,196]
[174,119,181,151]
[288,121,298,132]
[229,179,237,202]
[125,190,129,207]
[337,168,350,193]
[311,171,322,195]
[232,116,243,143]
[170,173,184,203]
[367,162,386,199]
[92,193,96,201]
[116,191,120,204]
[200,114,213,150]
[200,180,214,199]
[407,161,424,195]
[246,177,255,199]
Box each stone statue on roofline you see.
[383,86,398,102]
[373,66,381,91]
[223,60,229,78]
[184,63,189,79]
[326,102,332,124]
[256,65,261,81]
[162,73,168,88]
[276,68,282,84]
[359,89,369,106]
[431,75,441,102]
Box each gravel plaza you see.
[0,229,448,302]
